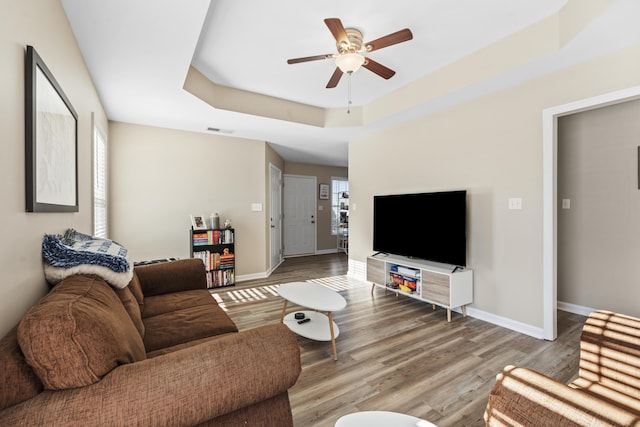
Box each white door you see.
[270,164,283,270]
[283,175,316,256]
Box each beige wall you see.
[350,45,640,329]
[557,99,640,316]
[0,0,108,336]
[109,122,276,279]
[284,162,348,252]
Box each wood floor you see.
[214,253,586,427]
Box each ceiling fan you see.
[287,18,413,88]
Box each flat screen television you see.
[373,190,467,267]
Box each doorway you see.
[542,84,640,340]
[283,175,316,256]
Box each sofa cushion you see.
[0,326,43,411]
[136,259,206,296]
[142,289,219,319]
[114,286,145,338]
[143,303,238,352]
[17,275,146,390]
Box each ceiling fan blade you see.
[287,54,333,64]
[363,58,396,79]
[326,67,343,88]
[365,28,413,52]
[324,18,349,48]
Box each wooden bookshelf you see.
[190,228,235,288]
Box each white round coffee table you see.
[278,282,347,361]
[335,411,437,427]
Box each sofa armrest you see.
[0,324,301,426]
[135,258,207,296]
[485,365,640,426]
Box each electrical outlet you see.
[508,198,522,210]
[562,199,571,209]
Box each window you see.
[331,177,348,234]
[93,124,107,238]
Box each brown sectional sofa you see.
[0,258,301,426]
[485,310,640,426]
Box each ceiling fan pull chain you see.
[347,71,352,114]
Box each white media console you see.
[366,254,473,322]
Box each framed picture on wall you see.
[25,45,78,212]
[319,183,329,200]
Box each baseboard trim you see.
[463,307,546,339]
[557,301,596,317]
[284,249,340,258]
[236,271,269,282]
[316,248,342,255]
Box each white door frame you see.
[542,84,640,340]
[269,163,283,273]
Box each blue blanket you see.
[42,229,130,273]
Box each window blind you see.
[331,177,348,235]
[93,127,107,238]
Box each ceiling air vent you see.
[207,127,234,134]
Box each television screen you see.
[373,190,467,266]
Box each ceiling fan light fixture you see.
[335,52,365,73]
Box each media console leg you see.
[371,283,375,296]
[447,308,452,323]
[432,304,436,310]
[461,305,467,317]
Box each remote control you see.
[297,318,311,324]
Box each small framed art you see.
[191,214,207,230]
[319,183,329,200]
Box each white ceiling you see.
[60,0,640,167]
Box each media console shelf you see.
[366,254,473,322]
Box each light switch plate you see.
[508,198,522,210]
[251,203,263,212]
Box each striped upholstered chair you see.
[485,310,640,426]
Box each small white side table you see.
[278,282,347,361]
[335,411,437,427]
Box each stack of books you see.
[192,232,212,246]
[219,252,235,269]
